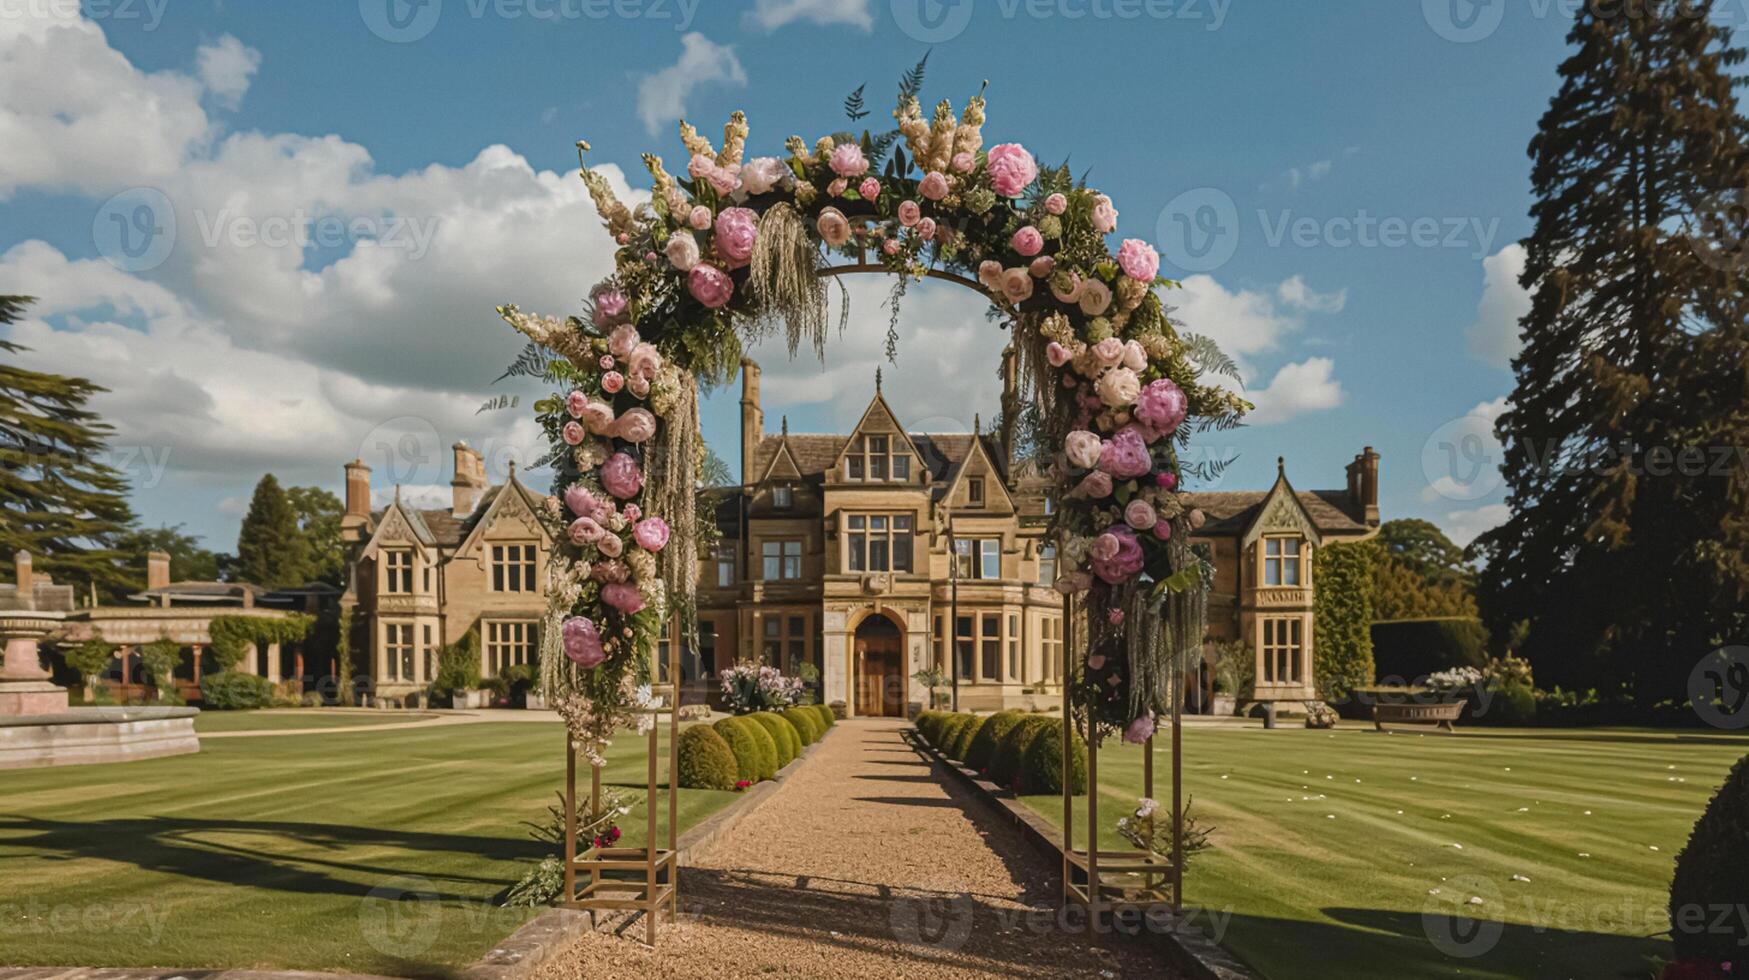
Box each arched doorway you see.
[852,613,904,718]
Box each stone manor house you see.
[338,354,1381,715]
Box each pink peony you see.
[565,390,589,418]
[1123,714,1156,744]
[1044,193,1068,216]
[1125,498,1159,531]
[1091,533,1122,562]
[687,153,715,180]
[829,142,868,177]
[596,532,624,558]
[951,151,976,173]
[568,516,604,545]
[628,342,662,379]
[740,157,786,195]
[608,324,640,358]
[999,267,1034,304]
[689,205,712,231]
[1091,525,1145,585]
[562,421,585,446]
[1075,470,1114,499]
[714,207,759,266]
[1091,337,1125,368]
[565,484,602,520]
[1098,427,1154,480]
[1091,193,1119,233]
[601,452,644,499]
[633,516,670,552]
[1078,279,1113,316]
[705,165,739,196]
[562,616,606,668]
[1123,340,1149,371]
[613,407,658,444]
[688,263,734,309]
[1064,430,1103,469]
[578,399,615,435]
[1095,367,1143,409]
[592,559,629,584]
[985,143,1039,197]
[599,354,615,370]
[1135,378,1189,435]
[629,375,650,398]
[601,371,625,394]
[591,289,629,326]
[916,217,937,240]
[1011,226,1044,257]
[601,582,646,615]
[816,208,852,247]
[1117,239,1160,282]
[858,177,881,200]
[622,503,641,522]
[919,171,949,201]
[1045,341,1072,367]
[897,200,921,227]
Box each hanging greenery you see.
[208,614,314,672]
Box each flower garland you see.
[503,87,1249,756]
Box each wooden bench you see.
[1372,700,1464,732]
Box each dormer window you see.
[773,485,794,510]
[967,478,985,507]
[1263,536,1303,587]
[844,435,906,483]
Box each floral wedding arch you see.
[501,87,1249,765]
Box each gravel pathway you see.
[535,718,1179,979]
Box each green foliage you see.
[1370,617,1490,683]
[336,607,355,707]
[1020,718,1087,796]
[430,630,482,699]
[945,714,987,762]
[1669,753,1749,961]
[964,710,1025,774]
[285,485,346,587]
[111,525,223,598]
[933,713,975,754]
[1210,639,1253,700]
[810,703,835,730]
[712,716,776,782]
[780,706,821,745]
[1483,680,1537,726]
[234,475,312,590]
[139,639,183,703]
[912,666,950,709]
[676,725,741,791]
[503,857,565,908]
[1378,519,1475,588]
[200,671,276,710]
[915,710,948,744]
[748,712,799,767]
[990,715,1054,790]
[0,297,137,600]
[1313,540,1378,703]
[62,638,115,689]
[208,614,314,673]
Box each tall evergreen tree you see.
[234,474,312,590]
[0,296,137,599]
[1475,3,1749,703]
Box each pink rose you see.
[633,516,670,552]
[601,582,646,615]
[1135,378,1188,435]
[578,399,615,435]
[1079,279,1112,316]
[565,485,602,520]
[592,559,629,584]
[1091,337,1125,368]
[714,207,758,267]
[916,217,937,240]
[590,289,629,326]
[829,142,868,177]
[562,421,585,446]
[1109,607,1126,626]
[1117,239,1160,282]
[1098,426,1153,480]
[1091,533,1122,562]
[1091,525,1145,585]
[882,238,901,255]
[1044,193,1068,216]
[858,177,880,200]
[629,375,650,398]
[1156,470,1179,491]
[1123,714,1156,744]
[898,200,921,227]
[977,260,1005,289]
[614,407,658,444]
[816,208,852,247]
[599,354,616,369]
[1045,341,1072,368]
[628,342,662,380]
[1123,340,1149,371]
[1050,272,1083,304]
[1153,520,1174,541]
[1125,498,1158,531]
[565,390,589,418]
[665,233,700,271]
[1064,430,1103,469]
[688,263,734,309]
[1075,470,1114,499]
[999,267,1033,304]
[596,532,624,558]
[1030,255,1056,278]
[919,171,949,201]
[740,156,786,195]
[601,452,644,499]
[986,143,1038,197]
[562,617,606,668]
[827,177,848,197]
[689,205,713,231]
[951,151,976,173]
[705,165,739,196]
[601,371,625,394]
[608,324,640,358]
[1091,194,1119,233]
[568,516,604,545]
[687,154,715,180]
[1011,226,1044,257]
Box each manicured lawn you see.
[193,709,439,733]
[0,721,736,976]
[1021,725,1748,980]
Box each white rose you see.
[1095,367,1141,408]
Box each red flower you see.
[1663,960,1733,980]
[735,779,752,791]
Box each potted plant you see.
[912,666,950,710]
[1210,639,1251,717]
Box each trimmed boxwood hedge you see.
[1020,718,1088,795]
[200,671,275,710]
[915,710,949,744]
[934,713,975,754]
[748,712,800,767]
[713,716,777,782]
[964,710,1025,774]
[1669,751,1749,962]
[782,706,822,745]
[676,725,740,790]
[1370,617,1490,682]
[946,714,987,762]
[990,714,1055,790]
[810,703,835,730]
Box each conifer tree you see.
[234,474,312,590]
[1475,3,1749,702]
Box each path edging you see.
[907,727,1259,980]
[462,723,841,980]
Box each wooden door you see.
[854,636,903,717]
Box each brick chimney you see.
[1360,446,1380,526]
[740,359,764,486]
[451,442,487,517]
[146,551,171,591]
[14,550,32,607]
[341,459,372,546]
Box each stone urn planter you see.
[1209,693,1237,717]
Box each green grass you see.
[1022,725,1749,980]
[193,710,438,733]
[0,721,737,976]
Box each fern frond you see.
[899,51,930,99]
[844,83,869,121]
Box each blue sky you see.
[0,0,1622,556]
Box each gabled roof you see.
[828,390,926,475]
[454,469,552,557]
[1184,460,1370,540]
[938,431,1016,513]
[360,488,439,558]
[758,438,806,486]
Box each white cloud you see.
[1441,503,1510,547]
[1245,357,1345,425]
[195,35,261,110]
[1466,243,1529,368]
[1276,275,1347,314]
[636,32,747,137]
[1172,275,1303,360]
[745,0,873,31]
[1287,160,1332,189]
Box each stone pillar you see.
[192,644,204,684]
[0,612,68,716]
[266,643,282,682]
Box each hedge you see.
[1020,718,1088,795]
[1370,617,1490,682]
[201,671,276,710]
[810,703,836,729]
[1669,752,1749,961]
[945,714,987,762]
[990,715,1054,790]
[749,712,800,767]
[964,710,1025,774]
[676,725,740,790]
[781,706,822,745]
[934,713,976,754]
[915,710,949,744]
[712,716,777,782]
[1314,540,1378,703]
